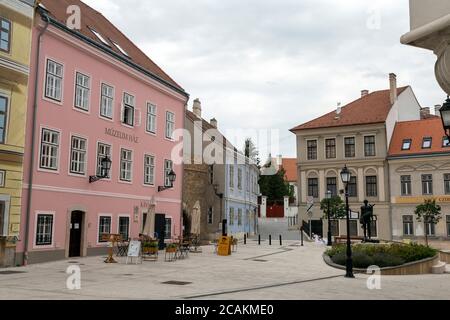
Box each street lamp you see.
[158,170,177,192]
[340,165,354,278]
[89,156,112,183]
[325,190,332,246]
[439,96,450,139]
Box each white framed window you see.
[165,218,172,239]
[146,103,157,134]
[402,139,412,150]
[100,83,114,119]
[74,72,90,111]
[238,208,242,226]
[229,165,234,188]
[70,136,87,175]
[120,148,133,182]
[0,95,8,144]
[45,59,63,102]
[164,159,173,187]
[118,216,130,240]
[144,154,155,185]
[39,128,60,171]
[97,142,111,178]
[98,216,112,242]
[165,111,175,139]
[0,198,9,236]
[403,215,414,236]
[229,207,234,226]
[238,168,242,190]
[207,207,213,225]
[36,213,54,246]
[0,17,11,53]
[0,170,5,188]
[122,93,135,126]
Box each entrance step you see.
[431,261,446,274]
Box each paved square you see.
[0,241,449,300]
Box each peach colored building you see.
[16,1,189,264]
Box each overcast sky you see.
[83,0,444,159]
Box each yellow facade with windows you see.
[0,0,34,267]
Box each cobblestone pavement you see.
[0,241,448,300]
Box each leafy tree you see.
[320,196,346,220]
[259,168,291,203]
[414,199,442,247]
[244,138,260,166]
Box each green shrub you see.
[326,242,436,268]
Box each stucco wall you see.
[409,0,450,30]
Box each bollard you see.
[301,229,304,246]
[279,235,282,246]
[269,235,272,246]
[244,234,247,245]
[258,234,261,245]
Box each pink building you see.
[16,1,188,264]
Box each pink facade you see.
[17,16,188,264]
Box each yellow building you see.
[0,0,34,267]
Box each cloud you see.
[83,0,444,158]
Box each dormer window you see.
[112,41,129,57]
[89,27,110,47]
[401,139,412,150]
[443,136,450,148]
[422,137,432,149]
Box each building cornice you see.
[1,0,34,18]
[387,151,450,160]
[0,56,30,76]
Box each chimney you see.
[276,155,282,169]
[435,105,441,117]
[335,102,342,120]
[210,118,217,128]
[193,98,202,118]
[420,107,430,119]
[361,90,369,97]
[389,73,397,105]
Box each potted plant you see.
[165,243,178,253]
[143,241,159,254]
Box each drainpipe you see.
[23,12,49,266]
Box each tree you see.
[320,196,346,220]
[244,138,260,166]
[414,198,442,247]
[258,168,291,203]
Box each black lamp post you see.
[158,170,177,192]
[439,96,450,139]
[89,156,112,183]
[340,165,354,278]
[325,190,332,246]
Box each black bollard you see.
[244,234,247,245]
[269,235,272,246]
[301,228,304,246]
[258,234,261,245]
[279,235,282,246]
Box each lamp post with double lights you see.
[439,96,450,140]
[89,156,112,183]
[340,165,354,278]
[325,190,333,246]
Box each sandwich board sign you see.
[217,236,232,256]
[126,240,142,264]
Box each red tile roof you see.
[38,0,185,93]
[290,87,409,131]
[388,117,450,157]
[280,158,297,182]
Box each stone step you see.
[431,261,446,274]
[446,264,450,274]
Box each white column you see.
[319,170,325,200]
[301,171,307,203]
[378,166,386,202]
[358,168,364,202]
[261,196,267,218]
